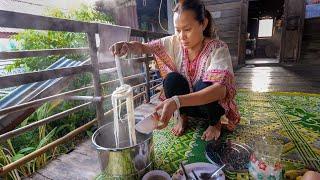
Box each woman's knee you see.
[164,72,185,82]
[194,80,212,92]
[163,72,189,98]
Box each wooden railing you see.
[0,10,168,175]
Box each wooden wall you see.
[280,0,305,63]
[203,0,247,67]
[300,17,320,64]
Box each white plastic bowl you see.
[135,115,157,134]
[142,170,171,180]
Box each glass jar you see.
[248,136,283,180]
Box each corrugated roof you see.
[0,57,87,132]
[0,27,24,33]
[0,0,68,16]
[0,0,94,15]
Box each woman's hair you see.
[173,0,218,38]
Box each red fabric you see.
[203,69,240,131]
[147,40,176,78]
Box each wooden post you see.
[87,32,106,126]
[296,1,306,63]
[143,35,151,103]
[238,0,248,65]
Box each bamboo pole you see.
[0,102,91,142]
[0,86,93,116]
[0,118,97,175]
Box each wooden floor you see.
[236,64,320,93]
[245,58,280,65]
[26,64,320,180]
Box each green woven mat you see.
[153,90,320,179]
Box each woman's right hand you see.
[109,41,130,56]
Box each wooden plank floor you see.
[26,64,320,180]
[245,58,280,64]
[236,64,320,93]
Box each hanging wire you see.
[158,0,169,32]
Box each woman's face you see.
[174,10,207,49]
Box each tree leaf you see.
[12,153,24,162]
[18,147,36,154]
[86,130,93,137]
[36,127,57,150]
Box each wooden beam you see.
[0,65,93,89]
[0,10,98,33]
[222,37,239,44]
[0,10,168,40]
[216,23,240,32]
[211,8,241,19]
[215,17,240,25]
[206,1,241,11]
[0,48,90,60]
[87,32,105,127]
[219,31,239,38]
[229,49,238,55]
[203,0,241,5]
[0,47,89,59]
[130,29,169,39]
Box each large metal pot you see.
[92,121,154,179]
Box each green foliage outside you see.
[1,5,114,180]
[6,5,113,72]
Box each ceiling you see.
[248,0,285,19]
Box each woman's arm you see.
[109,41,153,56]
[154,84,226,129]
[179,84,226,107]
[127,41,153,54]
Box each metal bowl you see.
[92,121,154,179]
[205,140,253,172]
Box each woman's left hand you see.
[152,98,178,130]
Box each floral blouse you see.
[147,35,240,131]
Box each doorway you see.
[245,0,284,65]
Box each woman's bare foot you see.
[171,114,188,136]
[201,122,222,141]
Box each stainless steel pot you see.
[92,121,154,179]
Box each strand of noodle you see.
[126,90,136,146]
[112,85,138,148]
[112,95,120,148]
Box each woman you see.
[110,0,240,141]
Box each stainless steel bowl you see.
[92,121,154,179]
